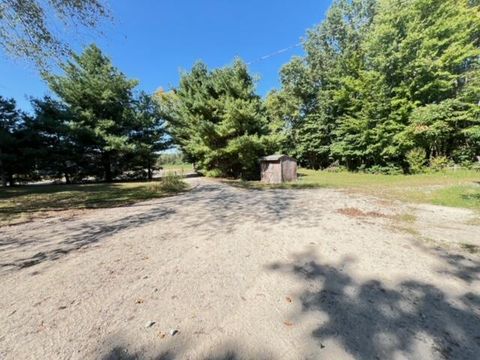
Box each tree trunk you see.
[64,172,71,184]
[7,173,14,187]
[103,152,113,182]
[147,159,152,181]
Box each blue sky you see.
[0,0,332,112]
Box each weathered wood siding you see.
[261,161,282,184]
[281,159,297,182]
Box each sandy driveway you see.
[0,178,479,360]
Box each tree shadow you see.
[100,342,267,360]
[267,251,480,359]
[159,182,323,238]
[0,206,175,271]
[0,180,318,272]
[102,346,175,360]
[413,241,480,284]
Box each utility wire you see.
[246,42,303,65]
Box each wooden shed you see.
[260,155,297,184]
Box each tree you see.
[29,97,87,183]
[45,44,139,182]
[0,0,109,68]
[346,0,480,167]
[276,0,377,169]
[159,59,270,179]
[276,0,480,171]
[0,96,39,186]
[0,96,21,186]
[127,92,170,180]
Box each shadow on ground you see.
[0,207,175,270]
[266,251,480,360]
[160,182,322,236]
[0,181,317,271]
[101,343,267,360]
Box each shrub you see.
[325,161,347,173]
[429,156,451,172]
[364,164,403,175]
[151,172,187,193]
[405,148,426,174]
[205,168,223,178]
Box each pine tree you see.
[45,44,139,182]
[159,59,270,179]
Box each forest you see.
[1,0,479,185]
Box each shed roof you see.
[261,154,295,162]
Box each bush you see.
[429,156,451,172]
[205,168,223,178]
[325,161,347,173]
[151,172,187,193]
[364,164,404,175]
[406,148,426,174]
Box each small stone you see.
[145,321,155,328]
[170,329,179,336]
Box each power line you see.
[246,42,303,65]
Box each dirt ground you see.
[0,178,479,360]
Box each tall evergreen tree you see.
[159,59,270,179]
[127,92,170,180]
[0,96,39,186]
[0,96,21,186]
[45,44,139,182]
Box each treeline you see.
[0,45,168,186]
[159,0,480,178]
[268,0,480,173]
[2,0,479,184]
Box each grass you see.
[229,168,480,210]
[394,213,417,224]
[159,163,193,173]
[460,243,480,254]
[0,177,188,226]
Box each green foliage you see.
[429,156,451,172]
[158,59,270,179]
[157,152,185,166]
[2,45,169,186]
[363,164,404,175]
[154,173,187,193]
[275,0,480,172]
[406,148,427,174]
[0,0,110,68]
[0,96,39,186]
[44,44,167,182]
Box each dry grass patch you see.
[337,207,388,218]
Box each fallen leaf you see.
[286,296,292,303]
[135,299,144,304]
[283,321,294,327]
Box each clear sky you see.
[0,0,332,112]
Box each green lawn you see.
[0,179,187,226]
[230,169,480,211]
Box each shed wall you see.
[281,159,297,182]
[261,161,282,184]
